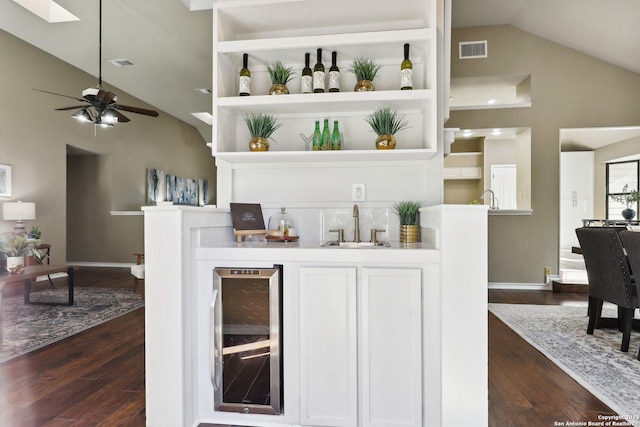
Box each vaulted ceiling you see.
[1,0,638,143]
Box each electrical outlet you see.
[352,184,366,201]
[544,266,552,283]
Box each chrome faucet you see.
[480,190,498,210]
[353,204,361,243]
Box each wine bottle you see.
[321,119,330,150]
[301,53,312,94]
[239,53,251,96]
[401,43,413,90]
[313,48,325,93]
[328,51,340,92]
[331,120,341,150]
[312,120,322,151]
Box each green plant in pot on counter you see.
[349,57,381,91]
[243,113,283,152]
[610,184,640,220]
[393,201,423,243]
[364,107,409,150]
[267,61,295,95]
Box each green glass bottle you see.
[321,119,330,150]
[239,53,251,96]
[313,48,325,93]
[401,43,413,90]
[312,120,322,151]
[331,120,341,150]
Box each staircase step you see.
[552,280,588,294]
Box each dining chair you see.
[619,230,640,360]
[575,227,638,353]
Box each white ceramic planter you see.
[6,256,24,271]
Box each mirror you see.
[444,127,531,210]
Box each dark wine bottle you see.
[328,51,340,92]
[313,48,325,93]
[301,53,312,94]
[401,44,413,90]
[239,53,251,96]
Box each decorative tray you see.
[265,235,300,242]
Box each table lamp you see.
[2,201,36,235]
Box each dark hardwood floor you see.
[0,268,616,426]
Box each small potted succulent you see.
[28,223,42,239]
[393,201,423,243]
[610,184,640,220]
[349,57,381,91]
[243,113,282,152]
[267,61,295,95]
[364,107,409,149]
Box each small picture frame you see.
[230,203,267,242]
[0,164,12,197]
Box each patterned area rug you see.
[489,303,640,426]
[1,287,144,363]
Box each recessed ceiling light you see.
[487,99,497,104]
[195,88,213,94]
[492,129,503,136]
[13,0,79,23]
[107,59,134,67]
[191,112,212,125]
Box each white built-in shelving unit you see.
[211,0,439,164]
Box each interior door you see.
[491,164,517,209]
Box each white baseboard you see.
[67,262,133,268]
[489,282,552,291]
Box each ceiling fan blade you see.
[55,105,90,111]
[96,89,117,104]
[33,88,86,103]
[114,104,159,117]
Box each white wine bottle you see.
[313,48,325,93]
[301,53,312,94]
[239,53,251,96]
[328,51,340,92]
[401,43,413,90]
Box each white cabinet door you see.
[299,267,358,427]
[361,268,422,427]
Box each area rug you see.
[1,287,144,363]
[489,303,640,426]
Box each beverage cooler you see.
[210,265,283,415]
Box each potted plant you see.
[393,200,423,243]
[28,223,42,239]
[364,107,409,149]
[243,113,283,152]
[0,233,41,272]
[267,61,295,95]
[610,184,640,220]
[348,57,381,91]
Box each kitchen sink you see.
[321,241,391,248]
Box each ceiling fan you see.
[34,0,159,127]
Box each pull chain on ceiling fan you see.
[34,0,159,128]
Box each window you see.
[606,161,639,219]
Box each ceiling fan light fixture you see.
[71,108,92,122]
[102,109,118,124]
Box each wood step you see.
[552,280,588,294]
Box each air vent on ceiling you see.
[459,41,488,59]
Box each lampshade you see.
[3,201,36,221]
[71,108,92,122]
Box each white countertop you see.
[197,240,439,264]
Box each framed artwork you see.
[167,175,198,206]
[146,168,166,204]
[198,179,209,206]
[0,164,12,197]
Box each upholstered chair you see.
[619,230,640,360]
